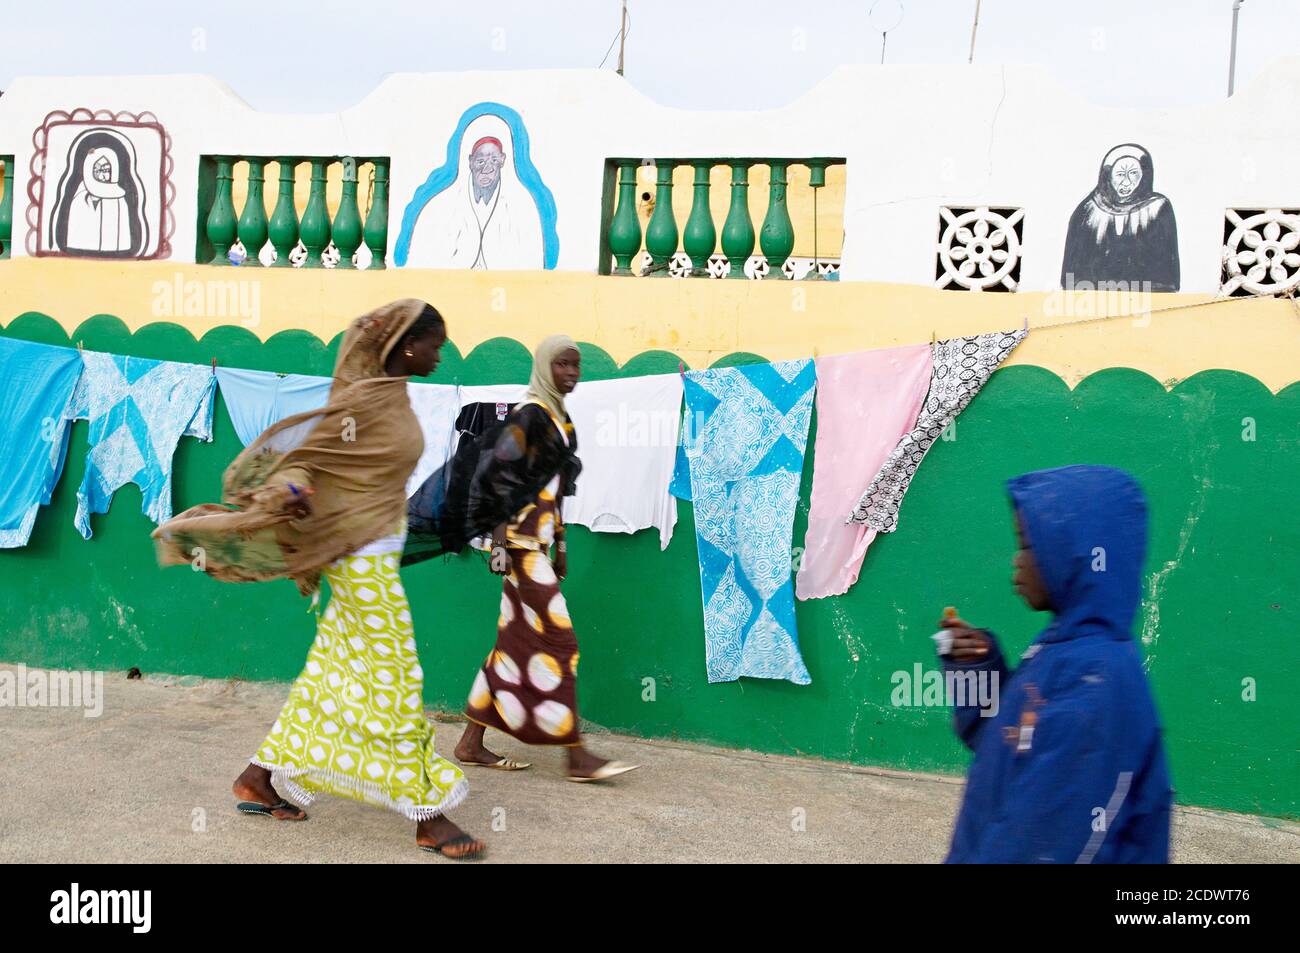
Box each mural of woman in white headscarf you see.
[395,102,558,270]
[50,128,149,257]
[1061,143,1179,292]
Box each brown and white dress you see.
[465,404,581,745]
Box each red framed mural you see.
[25,108,175,260]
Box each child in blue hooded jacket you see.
[939,465,1173,863]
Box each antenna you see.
[617,0,628,76]
[968,0,982,64]
[1228,1,1246,96]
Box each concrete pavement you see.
[1,665,1295,863]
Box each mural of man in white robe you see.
[414,114,545,270]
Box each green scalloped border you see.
[2,311,1297,401]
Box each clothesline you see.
[1020,284,1300,334]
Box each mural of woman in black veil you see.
[49,128,148,258]
[1061,143,1179,292]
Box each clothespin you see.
[678,360,685,378]
[211,357,217,376]
[1022,315,1029,334]
[930,329,936,346]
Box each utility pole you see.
[617,0,628,76]
[1228,0,1245,96]
[968,0,982,64]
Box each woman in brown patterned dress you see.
[453,335,639,782]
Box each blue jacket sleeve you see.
[941,629,1011,751]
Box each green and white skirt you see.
[253,546,467,820]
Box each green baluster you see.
[299,158,332,269]
[760,161,794,278]
[332,157,362,270]
[607,160,642,276]
[804,160,829,281]
[363,158,390,270]
[268,158,300,267]
[643,160,678,277]
[236,157,268,266]
[205,155,238,266]
[720,161,755,279]
[683,161,717,276]
[0,157,14,260]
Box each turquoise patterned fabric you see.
[672,360,816,685]
[67,351,216,539]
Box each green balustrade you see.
[0,156,14,261]
[268,158,300,268]
[299,159,332,269]
[804,159,829,281]
[644,160,678,277]
[607,160,641,276]
[683,161,717,276]
[760,161,794,278]
[235,157,268,266]
[332,157,363,269]
[720,161,755,279]
[205,156,238,266]
[363,158,389,270]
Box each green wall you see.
[2,312,1296,819]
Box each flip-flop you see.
[566,761,641,783]
[419,834,486,861]
[463,758,531,771]
[236,799,307,821]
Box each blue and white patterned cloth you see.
[0,338,84,548]
[672,360,817,685]
[67,351,216,538]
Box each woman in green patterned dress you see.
[155,299,483,860]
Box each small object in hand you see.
[931,606,959,656]
[127,667,142,680]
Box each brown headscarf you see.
[153,299,431,595]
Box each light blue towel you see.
[672,360,817,685]
[0,338,84,548]
[214,367,333,447]
[67,351,216,538]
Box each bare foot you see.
[454,724,503,766]
[232,763,307,821]
[416,815,485,860]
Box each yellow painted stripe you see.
[3,257,1297,391]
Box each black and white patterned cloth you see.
[848,328,1027,532]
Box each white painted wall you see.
[2,59,1297,292]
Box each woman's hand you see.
[940,614,991,662]
[554,548,567,581]
[255,482,313,519]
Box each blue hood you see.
[1006,465,1147,643]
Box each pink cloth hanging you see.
[795,344,933,600]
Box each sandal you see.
[566,761,641,783]
[463,757,531,771]
[236,799,307,821]
[419,834,486,860]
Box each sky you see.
[1,0,1297,112]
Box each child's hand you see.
[939,614,990,661]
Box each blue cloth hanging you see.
[67,351,216,538]
[673,360,817,685]
[214,367,333,447]
[0,338,84,548]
